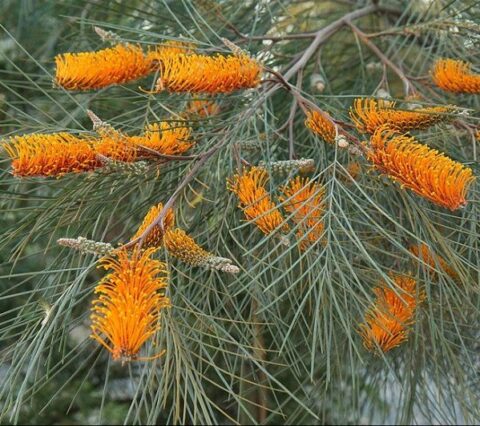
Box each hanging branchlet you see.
[278,176,325,251]
[227,167,288,236]
[91,247,170,363]
[57,236,115,256]
[164,228,239,273]
[258,158,315,175]
[94,26,122,44]
[368,125,475,210]
[409,244,459,280]
[350,98,455,134]
[360,275,424,354]
[432,58,480,94]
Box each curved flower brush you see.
[279,176,325,251]
[3,133,100,177]
[55,44,152,91]
[227,167,287,235]
[131,203,175,249]
[350,98,454,134]
[360,275,423,353]
[409,244,458,280]
[90,247,170,363]
[153,52,261,94]
[129,122,194,156]
[94,121,193,162]
[304,109,337,144]
[368,126,475,210]
[432,59,480,94]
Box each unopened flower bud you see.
[376,88,391,100]
[310,73,326,92]
[336,135,349,148]
[366,61,382,71]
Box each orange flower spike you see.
[279,176,325,250]
[432,59,480,94]
[304,110,336,144]
[4,133,101,177]
[155,53,261,94]
[368,126,475,210]
[94,131,138,163]
[164,228,212,266]
[145,41,195,68]
[350,98,454,134]
[90,247,170,363]
[409,244,458,280]
[360,275,424,353]
[130,122,194,156]
[55,44,152,91]
[227,167,287,235]
[131,203,175,249]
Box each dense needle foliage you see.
[0,0,479,424]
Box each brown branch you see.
[346,21,415,96]
[123,137,227,249]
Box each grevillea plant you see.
[0,1,479,425]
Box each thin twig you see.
[347,21,415,96]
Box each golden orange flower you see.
[164,228,239,273]
[4,133,101,177]
[130,122,194,156]
[146,41,195,67]
[94,121,193,161]
[304,110,336,144]
[350,98,453,134]
[227,167,286,235]
[432,59,480,94]
[131,203,175,248]
[360,275,423,353]
[368,126,475,210]
[55,44,152,91]
[154,53,261,94]
[94,128,138,163]
[279,176,325,251]
[409,244,458,280]
[186,99,221,117]
[90,247,170,363]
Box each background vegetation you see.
[0,0,479,424]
